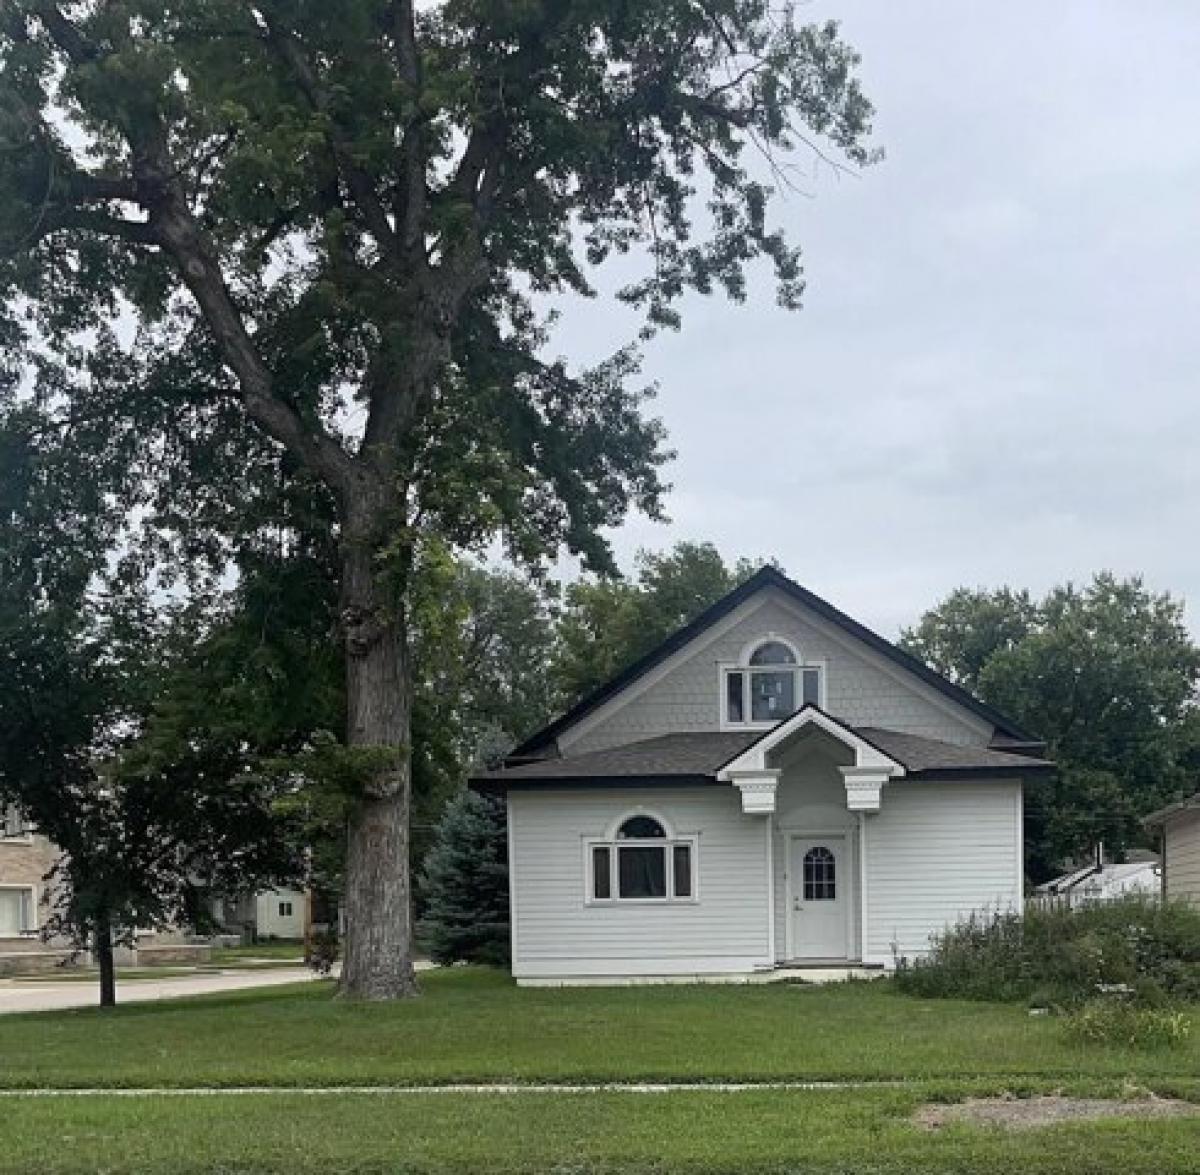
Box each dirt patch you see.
[915,1095,1200,1131]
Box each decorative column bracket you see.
[728,770,781,815]
[839,766,893,812]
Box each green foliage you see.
[901,574,1200,877]
[1064,1001,1192,1050]
[895,898,1200,1007]
[418,790,509,966]
[0,0,876,986]
[553,542,770,704]
[0,0,877,578]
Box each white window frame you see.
[0,884,37,938]
[583,812,699,906]
[718,635,827,731]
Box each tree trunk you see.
[95,913,116,1009]
[337,531,419,1000]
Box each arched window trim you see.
[587,810,698,905]
[739,634,803,666]
[720,634,826,730]
[604,808,675,841]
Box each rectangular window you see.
[723,665,823,726]
[618,846,666,899]
[725,671,744,723]
[279,901,293,918]
[750,670,795,721]
[672,845,692,898]
[0,889,31,936]
[592,846,611,900]
[589,832,696,904]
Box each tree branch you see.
[256,11,402,261]
[34,1,359,501]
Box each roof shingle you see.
[474,727,1053,787]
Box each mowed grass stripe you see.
[0,967,1196,1090]
[2,1087,1200,1174]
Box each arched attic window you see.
[724,639,823,727]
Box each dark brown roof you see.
[474,728,1053,788]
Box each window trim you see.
[0,884,37,938]
[718,637,827,730]
[583,813,699,906]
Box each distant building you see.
[1036,847,1161,908]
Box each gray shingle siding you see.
[561,590,992,755]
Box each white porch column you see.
[728,769,781,814]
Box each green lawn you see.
[2,969,1197,1172]
[0,967,1197,1090]
[1,1086,1198,1174]
[210,940,306,964]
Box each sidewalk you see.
[0,965,325,1014]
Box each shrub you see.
[1064,1000,1193,1050]
[894,897,1200,1006]
[418,790,510,966]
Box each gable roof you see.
[476,726,1053,788]
[1143,792,1200,827]
[714,705,905,781]
[511,566,1041,758]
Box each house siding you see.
[509,786,770,979]
[0,833,61,953]
[563,589,990,756]
[864,780,1023,962]
[1165,810,1200,905]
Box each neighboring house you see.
[1035,849,1161,908]
[1144,794,1200,906]
[474,567,1053,985]
[0,807,65,972]
[212,887,309,942]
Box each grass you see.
[0,967,1197,1090]
[210,940,306,964]
[0,1085,1198,1174]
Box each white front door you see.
[788,836,848,960]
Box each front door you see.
[789,836,848,960]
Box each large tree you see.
[0,1,876,996]
[902,574,1200,880]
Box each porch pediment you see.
[715,705,905,814]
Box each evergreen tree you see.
[418,791,509,967]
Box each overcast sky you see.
[549,1,1200,638]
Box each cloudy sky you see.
[550,1,1200,638]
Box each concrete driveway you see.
[0,965,327,1015]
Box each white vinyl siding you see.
[864,780,1022,963]
[1165,811,1200,904]
[509,786,770,978]
[563,589,990,755]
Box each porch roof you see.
[473,726,1054,789]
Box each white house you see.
[1144,794,1200,907]
[475,567,1053,985]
